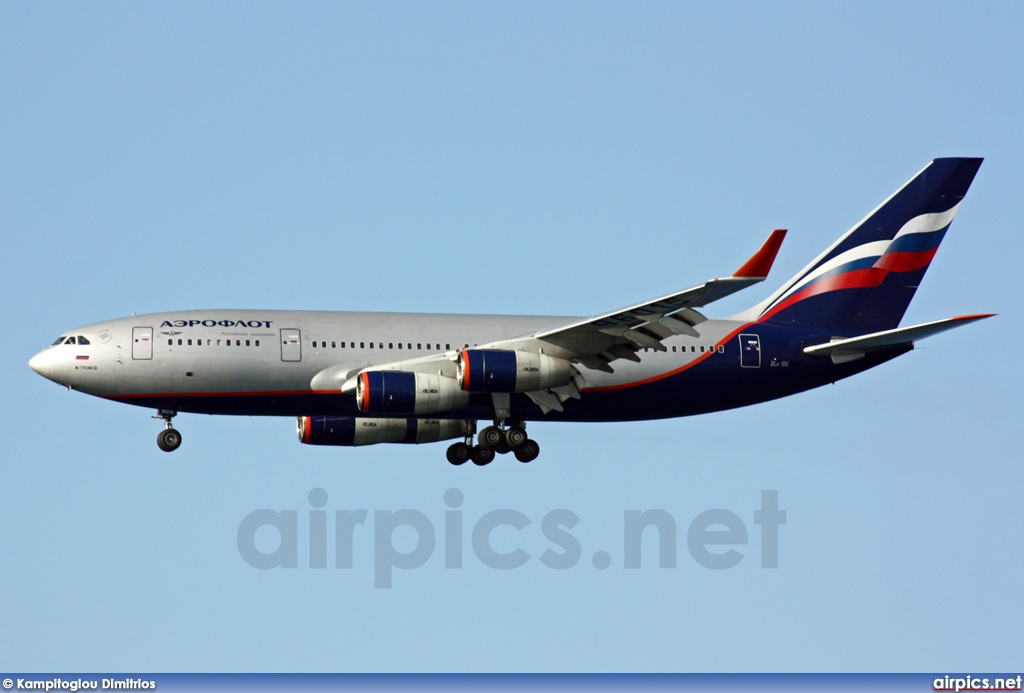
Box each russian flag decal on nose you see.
[76,355,89,360]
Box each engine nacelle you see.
[298,416,469,446]
[457,349,573,393]
[355,370,468,415]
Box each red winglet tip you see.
[733,229,787,278]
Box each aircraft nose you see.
[29,350,53,379]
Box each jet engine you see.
[457,349,573,393]
[355,370,468,415]
[298,416,469,446]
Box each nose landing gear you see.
[153,409,182,452]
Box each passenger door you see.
[739,333,761,368]
[132,327,153,360]
[280,329,302,362]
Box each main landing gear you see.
[154,409,182,452]
[445,421,540,466]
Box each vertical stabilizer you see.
[753,158,982,333]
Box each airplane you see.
[29,157,993,466]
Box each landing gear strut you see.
[447,421,539,465]
[153,409,182,452]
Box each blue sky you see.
[1,2,1021,672]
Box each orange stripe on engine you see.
[359,372,371,412]
[460,350,471,390]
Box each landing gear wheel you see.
[478,426,503,449]
[471,445,496,466]
[157,428,182,452]
[446,442,471,466]
[514,438,539,463]
[494,441,511,455]
[504,426,527,449]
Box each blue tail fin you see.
[754,158,983,333]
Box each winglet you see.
[733,229,787,279]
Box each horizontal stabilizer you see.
[803,314,994,363]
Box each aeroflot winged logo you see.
[160,319,275,328]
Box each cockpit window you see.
[52,336,67,346]
[77,336,90,345]
[64,336,77,345]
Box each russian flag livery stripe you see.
[757,158,982,332]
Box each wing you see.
[318,229,787,414]
[513,229,787,373]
